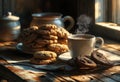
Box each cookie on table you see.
[91,51,113,66]
[48,43,69,55]
[33,51,57,60]
[76,57,97,69]
[30,57,56,65]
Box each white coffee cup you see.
[68,34,104,58]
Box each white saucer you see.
[58,52,72,61]
[16,43,34,54]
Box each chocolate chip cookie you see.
[76,57,97,69]
[91,51,112,66]
[57,27,70,39]
[58,39,68,44]
[33,51,57,59]
[35,39,58,45]
[37,29,57,35]
[48,43,69,55]
[42,35,58,40]
[39,24,57,30]
[30,57,56,65]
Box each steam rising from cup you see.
[76,15,92,34]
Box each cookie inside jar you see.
[17,24,70,56]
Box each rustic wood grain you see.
[0,39,120,82]
[102,45,120,56]
[109,74,120,81]
[0,64,26,82]
[70,75,92,82]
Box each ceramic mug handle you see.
[95,37,104,50]
[62,16,75,31]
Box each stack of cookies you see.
[17,24,70,65]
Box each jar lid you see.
[1,12,19,21]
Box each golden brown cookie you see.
[33,51,57,59]
[37,29,57,35]
[58,39,68,44]
[48,43,69,55]
[30,57,56,65]
[42,35,58,40]
[56,27,70,39]
[39,24,57,30]
[35,39,58,45]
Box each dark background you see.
[0,0,95,33]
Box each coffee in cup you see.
[68,34,104,58]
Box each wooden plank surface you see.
[0,40,120,82]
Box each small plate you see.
[58,52,72,61]
[16,43,34,54]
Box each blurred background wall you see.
[0,0,94,31]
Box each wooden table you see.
[0,39,120,82]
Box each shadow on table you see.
[39,65,114,82]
